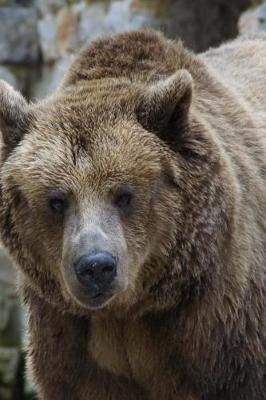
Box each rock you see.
[0,7,39,64]
[0,62,32,96]
[38,13,59,63]
[238,7,258,33]
[256,3,266,29]
[78,0,155,44]
[30,54,73,99]
[0,249,16,287]
[158,0,252,52]
[15,0,33,6]
[77,0,254,52]
[35,0,67,16]
[0,0,10,6]
[38,5,81,63]
[105,0,153,33]
[0,249,23,400]
[25,0,257,66]
[0,348,20,400]
[56,7,79,55]
[0,266,21,347]
[238,2,266,34]
[78,3,108,43]
[0,0,32,4]
[0,67,18,88]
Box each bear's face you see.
[0,72,215,313]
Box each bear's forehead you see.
[31,104,148,161]
[33,79,138,138]
[30,81,159,167]
[13,101,162,195]
[10,81,163,193]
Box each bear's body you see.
[0,31,265,400]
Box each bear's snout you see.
[62,218,129,309]
[74,251,117,296]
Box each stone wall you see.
[0,0,260,99]
[0,250,33,399]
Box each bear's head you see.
[0,70,227,315]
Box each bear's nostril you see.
[102,265,115,274]
[80,269,94,278]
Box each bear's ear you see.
[0,80,30,155]
[136,70,193,143]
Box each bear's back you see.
[202,33,266,114]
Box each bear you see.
[0,29,265,400]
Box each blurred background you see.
[0,0,265,398]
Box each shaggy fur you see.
[0,30,265,400]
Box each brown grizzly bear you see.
[0,30,265,400]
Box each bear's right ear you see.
[0,80,30,156]
[136,70,193,146]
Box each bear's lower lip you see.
[86,291,114,308]
[91,292,104,299]
[66,277,122,309]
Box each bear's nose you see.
[74,252,117,291]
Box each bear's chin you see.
[76,292,116,310]
[63,280,128,311]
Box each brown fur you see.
[0,30,265,400]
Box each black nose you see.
[74,251,117,290]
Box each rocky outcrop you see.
[0,67,18,88]
[239,1,266,34]
[0,7,39,64]
[0,251,24,400]
[0,0,258,99]
[28,0,257,98]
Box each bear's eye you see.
[48,191,68,216]
[113,187,134,212]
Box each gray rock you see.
[78,3,108,42]
[0,348,20,383]
[0,249,23,400]
[257,3,266,30]
[38,5,80,63]
[38,13,60,63]
[78,0,155,44]
[0,7,39,64]
[30,54,73,99]
[35,0,67,16]
[16,0,34,5]
[0,347,20,400]
[0,0,11,6]
[238,2,266,34]
[56,7,80,55]
[0,280,21,347]
[77,0,251,53]
[1,0,34,5]
[105,0,152,33]
[0,67,18,88]
[0,253,33,399]
[0,249,16,287]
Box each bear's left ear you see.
[0,80,30,156]
[136,70,193,142]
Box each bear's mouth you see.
[62,261,127,310]
[85,290,115,308]
[67,280,117,309]
[92,292,104,299]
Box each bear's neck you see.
[88,310,180,397]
